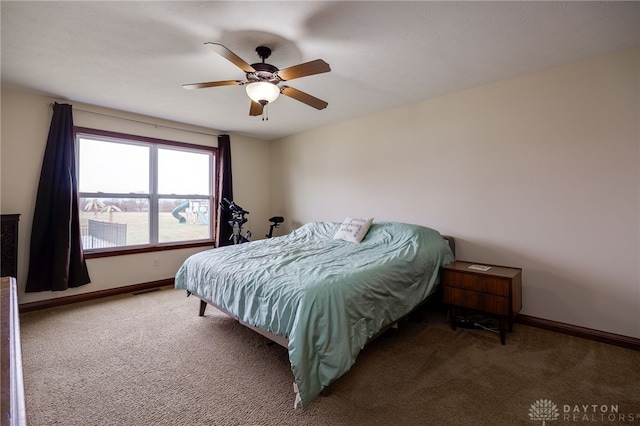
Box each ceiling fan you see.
[183,43,331,118]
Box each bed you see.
[174,220,455,408]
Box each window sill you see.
[84,240,215,259]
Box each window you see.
[76,127,216,256]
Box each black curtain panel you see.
[25,103,90,292]
[216,134,234,247]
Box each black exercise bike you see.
[221,198,284,244]
[220,198,251,245]
[266,216,284,238]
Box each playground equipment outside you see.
[172,200,209,225]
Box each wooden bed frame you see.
[194,235,456,349]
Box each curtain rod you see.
[50,102,220,138]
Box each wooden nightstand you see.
[442,261,522,345]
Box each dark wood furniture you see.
[442,261,522,345]
[1,215,20,279]
[1,277,27,426]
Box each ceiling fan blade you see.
[277,59,331,81]
[182,80,243,90]
[205,42,256,73]
[249,101,263,116]
[280,86,328,110]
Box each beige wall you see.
[2,47,638,339]
[0,90,270,304]
[270,47,640,339]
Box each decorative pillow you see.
[333,217,374,243]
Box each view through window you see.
[76,128,216,253]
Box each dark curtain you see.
[25,103,91,292]
[216,134,234,247]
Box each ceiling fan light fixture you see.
[245,81,280,105]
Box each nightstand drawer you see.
[442,261,522,345]
[442,271,510,296]
[443,287,510,316]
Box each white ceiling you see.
[2,1,638,141]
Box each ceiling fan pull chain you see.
[262,104,269,121]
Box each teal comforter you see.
[175,221,454,407]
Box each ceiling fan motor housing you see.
[247,46,281,84]
[248,62,280,84]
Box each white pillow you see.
[333,217,374,243]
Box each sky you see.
[78,137,211,195]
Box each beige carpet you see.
[19,286,640,426]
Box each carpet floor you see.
[19,286,640,425]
